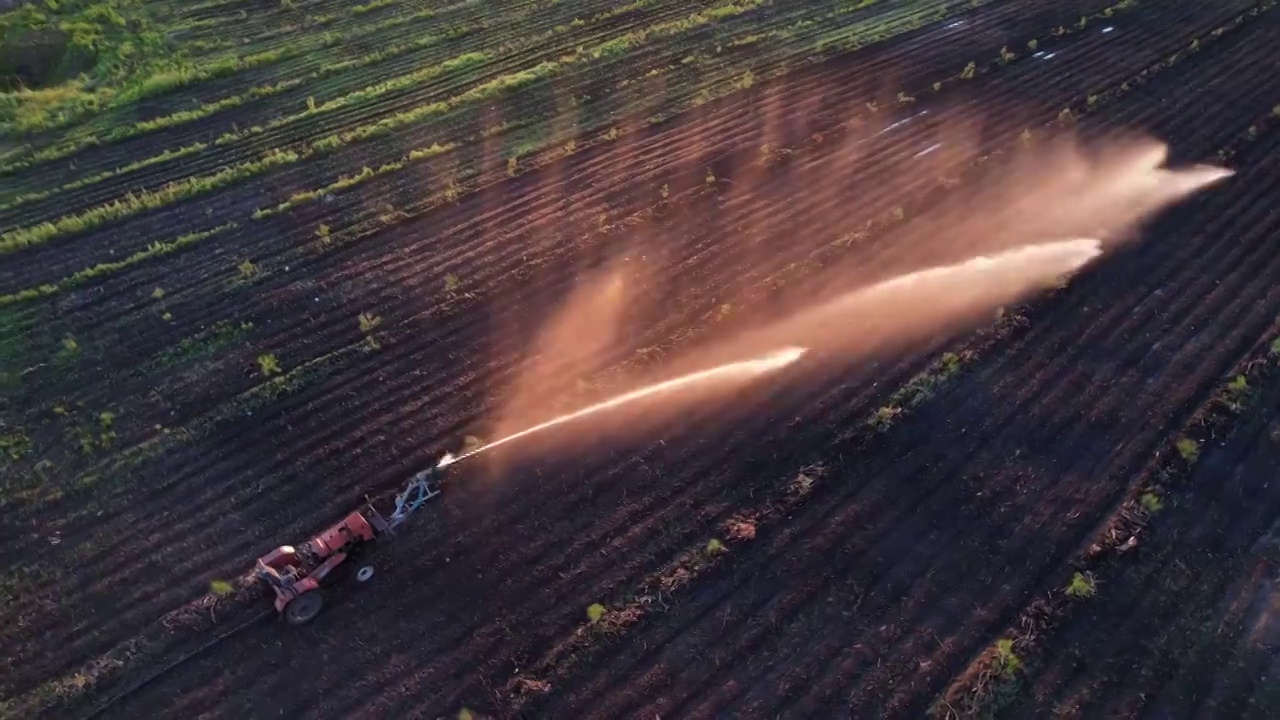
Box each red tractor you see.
[254,509,381,625]
[254,466,444,625]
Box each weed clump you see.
[993,638,1022,677]
[1065,571,1097,599]
[257,354,280,377]
[1175,436,1200,464]
[1139,492,1163,514]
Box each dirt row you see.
[49,9,1280,717]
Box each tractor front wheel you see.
[284,591,324,625]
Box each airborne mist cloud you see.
[474,131,1231,465]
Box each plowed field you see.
[3,0,1280,718]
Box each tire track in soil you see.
[998,398,1280,720]
[0,0,1244,691]
[1202,547,1280,720]
[504,44,1280,717]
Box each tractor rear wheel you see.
[284,591,324,625]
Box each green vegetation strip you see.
[0,148,294,254]
[4,572,266,720]
[214,52,489,146]
[0,142,209,211]
[145,318,256,372]
[253,142,455,218]
[0,223,236,305]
